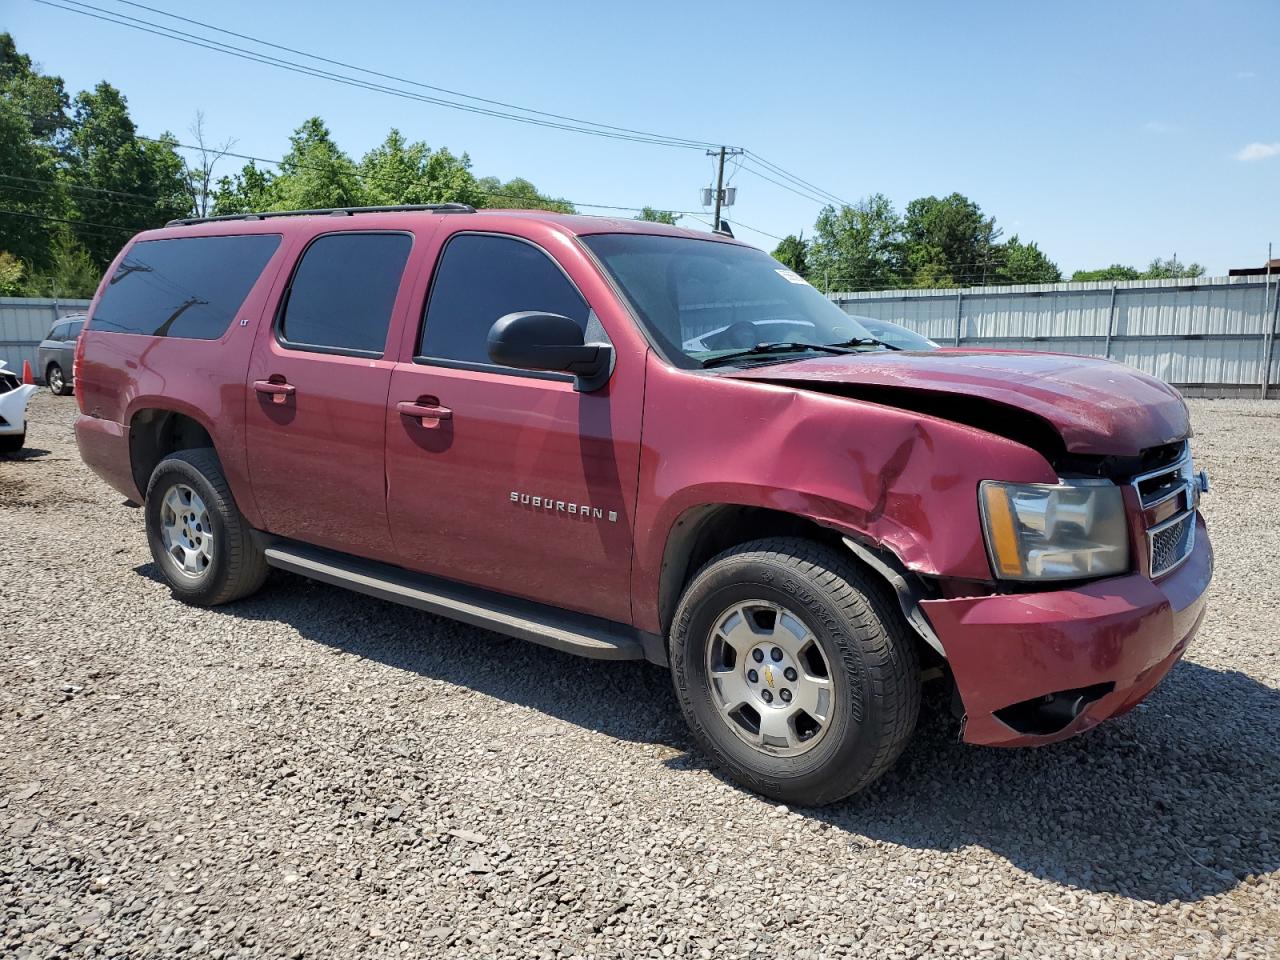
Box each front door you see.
[244,230,416,562]
[384,232,643,624]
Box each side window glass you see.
[93,235,281,339]
[68,319,85,339]
[49,323,67,342]
[279,233,412,355]
[419,234,590,365]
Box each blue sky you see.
[6,0,1278,274]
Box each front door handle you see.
[397,399,452,426]
[253,379,295,404]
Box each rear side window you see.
[419,234,589,365]
[93,235,281,339]
[279,232,412,356]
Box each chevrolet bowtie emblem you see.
[764,666,775,688]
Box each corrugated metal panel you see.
[830,275,1279,393]
[0,298,92,377]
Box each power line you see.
[744,151,850,208]
[31,0,725,151]
[105,0,720,152]
[0,207,136,235]
[0,171,179,207]
[27,0,852,210]
[736,163,833,207]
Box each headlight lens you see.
[979,480,1129,581]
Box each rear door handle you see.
[253,379,295,404]
[397,399,453,425]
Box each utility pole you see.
[705,146,743,232]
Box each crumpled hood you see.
[724,349,1189,457]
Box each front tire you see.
[670,537,920,806]
[46,364,70,396]
[0,430,24,454]
[145,448,268,606]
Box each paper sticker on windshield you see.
[775,268,809,285]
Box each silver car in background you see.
[36,314,86,396]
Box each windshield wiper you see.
[826,336,901,351]
[701,341,855,369]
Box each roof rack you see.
[166,202,476,227]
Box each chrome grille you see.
[1130,442,1197,578]
[1149,511,1195,577]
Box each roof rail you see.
[166,202,476,227]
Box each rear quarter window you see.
[92,234,282,339]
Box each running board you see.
[261,541,651,662]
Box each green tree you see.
[771,234,809,276]
[0,33,71,270]
[1071,258,1205,282]
[995,235,1061,284]
[1143,256,1205,279]
[475,176,574,213]
[359,129,484,207]
[902,193,1000,287]
[0,250,24,295]
[0,32,70,140]
[1071,264,1142,282]
[19,228,99,297]
[808,194,904,291]
[271,117,361,210]
[636,206,678,225]
[211,162,278,215]
[64,82,189,267]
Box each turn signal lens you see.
[979,480,1129,581]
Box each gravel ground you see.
[2,391,1278,959]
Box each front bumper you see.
[921,514,1212,747]
[0,383,37,436]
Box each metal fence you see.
[829,275,1280,397]
[0,297,93,380]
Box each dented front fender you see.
[630,355,1058,634]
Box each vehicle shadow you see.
[144,564,1280,905]
[0,446,52,460]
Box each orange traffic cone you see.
[21,359,34,385]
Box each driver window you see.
[419,234,591,366]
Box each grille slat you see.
[1129,442,1197,578]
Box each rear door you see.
[383,230,644,623]
[244,229,418,562]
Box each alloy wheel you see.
[159,483,214,578]
[704,601,836,756]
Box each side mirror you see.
[487,312,613,392]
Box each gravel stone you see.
[1,392,1278,958]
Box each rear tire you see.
[46,364,70,396]
[670,537,920,806]
[145,448,268,606]
[0,430,24,454]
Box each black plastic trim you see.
[257,537,665,664]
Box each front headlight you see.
[979,480,1129,581]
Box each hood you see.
[724,349,1189,458]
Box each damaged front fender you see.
[630,356,1059,634]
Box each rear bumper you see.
[75,414,141,502]
[921,514,1213,747]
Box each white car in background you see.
[0,361,38,454]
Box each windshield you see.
[581,233,878,368]
[855,317,939,351]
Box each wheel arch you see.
[128,405,220,503]
[655,502,945,663]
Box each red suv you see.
[75,205,1213,805]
